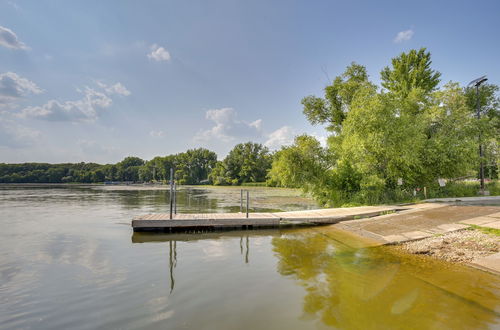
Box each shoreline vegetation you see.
[2,48,499,208]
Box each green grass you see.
[428,180,500,199]
[240,182,267,187]
[468,224,500,236]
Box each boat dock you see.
[132,205,406,232]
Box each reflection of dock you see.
[132,206,406,232]
[135,230,259,293]
[132,229,285,243]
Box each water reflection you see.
[133,230,265,293]
[0,184,318,215]
[168,241,177,293]
[3,185,499,330]
[94,185,317,213]
[271,227,500,329]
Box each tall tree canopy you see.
[271,48,498,206]
[381,48,441,98]
[302,62,375,133]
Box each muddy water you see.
[1,185,499,329]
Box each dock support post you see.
[173,181,177,214]
[240,189,243,213]
[169,168,173,219]
[246,190,249,218]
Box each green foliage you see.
[381,47,441,98]
[267,135,344,206]
[425,180,500,199]
[0,162,112,183]
[302,62,375,133]
[210,142,272,185]
[464,83,500,177]
[280,48,500,206]
[0,149,217,184]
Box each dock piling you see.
[174,181,177,215]
[246,190,249,218]
[169,168,174,219]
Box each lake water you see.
[1,184,499,329]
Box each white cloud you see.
[264,126,295,150]
[249,119,262,131]
[0,72,43,106]
[0,25,28,50]
[394,29,414,43]
[150,130,165,138]
[195,107,262,142]
[147,44,171,62]
[20,81,130,122]
[96,81,131,96]
[311,132,328,148]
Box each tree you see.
[210,142,272,185]
[267,135,336,205]
[209,161,230,185]
[420,83,478,183]
[116,157,144,181]
[302,62,374,133]
[267,135,329,188]
[464,83,500,179]
[175,148,217,184]
[381,48,441,98]
[272,48,496,206]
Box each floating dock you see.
[132,205,406,232]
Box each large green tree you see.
[273,48,496,206]
[381,47,441,98]
[302,63,374,133]
[210,142,272,185]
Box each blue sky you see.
[1,0,499,163]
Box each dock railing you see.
[240,189,250,218]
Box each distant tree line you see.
[0,143,273,185]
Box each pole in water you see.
[169,168,173,219]
[246,190,249,218]
[240,189,243,213]
[173,181,177,214]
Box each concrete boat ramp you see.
[132,205,406,232]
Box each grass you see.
[241,182,267,187]
[468,224,500,237]
[428,180,500,199]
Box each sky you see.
[1,0,499,164]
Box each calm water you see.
[1,185,499,329]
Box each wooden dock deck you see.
[132,205,406,232]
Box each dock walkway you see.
[132,205,405,231]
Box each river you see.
[1,184,499,329]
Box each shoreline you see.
[330,202,500,275]
[395,228,500,273]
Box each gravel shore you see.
[398,229,499,263]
